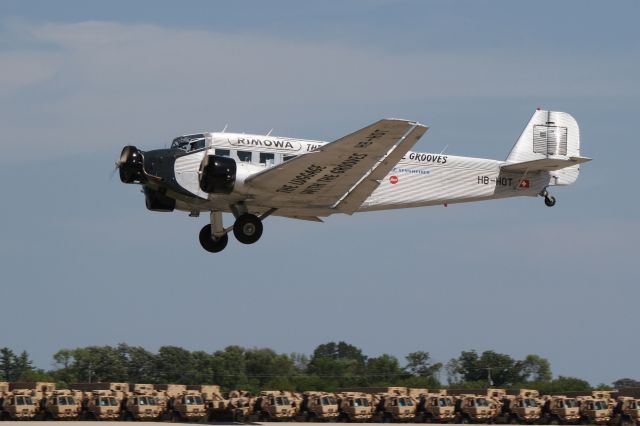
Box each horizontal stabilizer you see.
[501,156,591,173]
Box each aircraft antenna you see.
[221,124,228,133]
[266,128,274,136]
[439,144,449,155]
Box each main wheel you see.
[199,224,229,252]
[233,213,263,244]
[545,195,556,207]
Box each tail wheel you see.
[199,224,228,253]
[544,195,556,207]
[233,213,263,244]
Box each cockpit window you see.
[171,134,206,151]
[283,155,297,162]
[189,139,206,151]
[237,151,252,162]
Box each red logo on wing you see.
[519,179,530,188]
[389,175,398,184]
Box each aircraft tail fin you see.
[505,109,585,185]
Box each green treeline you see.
[1,343,637,393]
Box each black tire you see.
[549,417,560,425]
[509,415,519,425]
[545,195,556,207]
[233,213,263,244]
[199,225,228,252]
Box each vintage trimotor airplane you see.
[117,109,590,253]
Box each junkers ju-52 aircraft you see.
[117,109,590,253]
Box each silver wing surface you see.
[245,119,428,214]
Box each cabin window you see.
[260,153,275,165]
[237,151,252,162]
[215,149,230,157]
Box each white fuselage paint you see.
[173,132,548,217]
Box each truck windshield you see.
[16,396,31,405]
[354,398,369,407]
[475,398,489,407]
[275,397,290,406]
[564,399,578,408]
[398,397,414,407]
[523,398,537,407]
[322,397,336,405]
[439,398,453,406]
[594,401,607,410]
[185,396,203,405]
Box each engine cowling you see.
[199,155,236,194]
[118,145,145,184]
[143,187,176,212]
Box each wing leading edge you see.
[245,119,428,214]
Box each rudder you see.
[506,109,582,185]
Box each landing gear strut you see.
[199,211,228,253]
[540,189,556,207]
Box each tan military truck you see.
[414,390,456,423]
[493,389,541,424]
[70,382,127,420]
[121,384,162,421]
[38,390,80,420]
[576,394,613,425]
[251,390,297,421]
[454,394,495,424]
[0,388,38,420]
[613,397,640,426]
[298,391,340,421]
[157,384,206,422]
[227,390,256,422]
[371,388,417,422]
[335,392,374,422]
[540,395,581,425]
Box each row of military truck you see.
[1,382,639,425]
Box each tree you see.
[447,350,524,386]
[535,376,591,393]
[520,354,552,382]
[0,347,16,381]
[307,342,368,388]
[155,346,193,383]
[366,354,403,385]
[613,378,640,388]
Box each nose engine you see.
[118,145,145,184]
[199,155,236,194]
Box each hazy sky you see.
[0,0,638,386]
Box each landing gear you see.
[544,195,556,207]
[197,209,270,252]
[199,225,228,253]
[540,189,556,207]
[233,213,263,244]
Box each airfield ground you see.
[0,423,561,426]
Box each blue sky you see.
[0,0,638,385]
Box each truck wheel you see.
[549,418,560,425]
[509,416,519,424]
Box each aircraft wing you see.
[246,119,428,213]
[501,156,591,173]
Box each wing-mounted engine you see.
[199,155,236,194]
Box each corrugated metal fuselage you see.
[171,132,547,217]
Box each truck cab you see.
[336,392,374,422]
[0,392,37,420]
